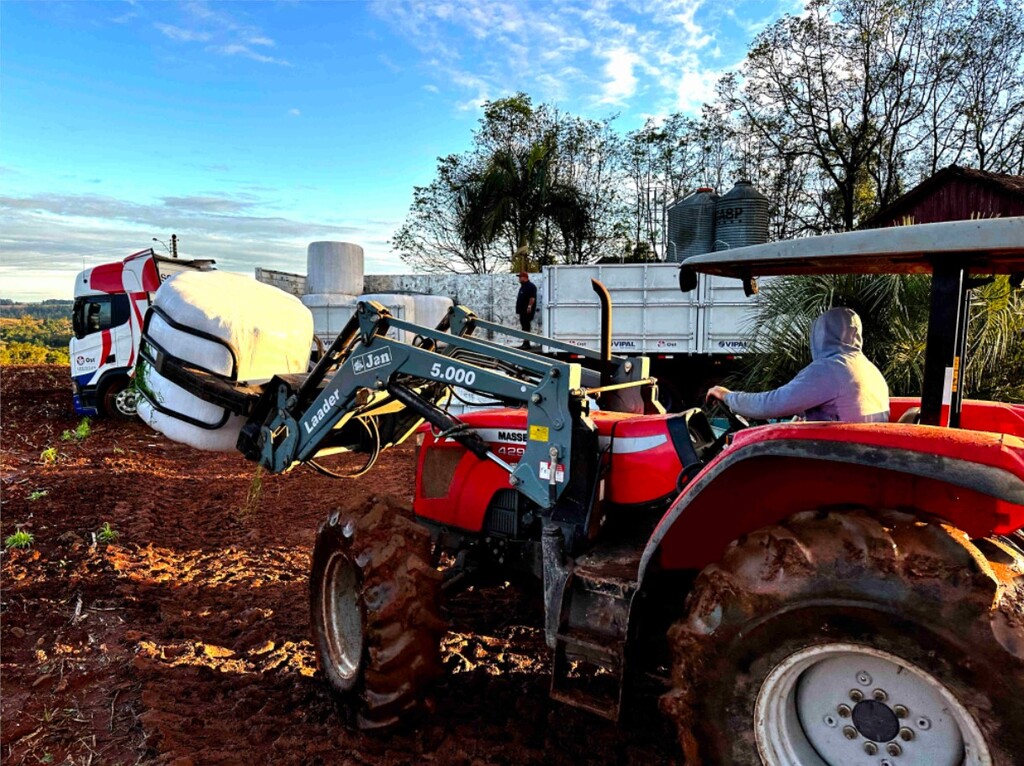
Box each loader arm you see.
[141,299,652,515]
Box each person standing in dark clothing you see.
[515,270,537,349]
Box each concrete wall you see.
[364,272,545,340]
[253,266,546,340]
[254,267,306,298]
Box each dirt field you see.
[1,366,679,766]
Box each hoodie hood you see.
[810,307,863,360]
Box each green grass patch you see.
[238,466,264,522]
[5,529,34,550]
[61,418,91,442]
[96,522,119,544]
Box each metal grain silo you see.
[713,181,769,251]
[666,187,717,262]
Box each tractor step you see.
[551,624,627,721]
[554,627,621,662]
[550,562,639,722]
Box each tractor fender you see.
[638,422,1024,578]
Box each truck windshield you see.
[72,295,131,339]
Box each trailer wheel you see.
[310,496,446,729]
[100,377,138,419]
[663,510,1024,765]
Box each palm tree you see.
[734,274,1023,403]
[457,135,592,271]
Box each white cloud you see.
[111,10,140,25]
[153,2,289,65]
[674,67,725,113]
[208,44,290,66]
[155,23,211,43]
[379,53,402,73]
[369,0,743,119]
[0,191,404,301]
[598,46,639,104]
[288,108,302,117]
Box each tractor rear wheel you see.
[309,496,446,729]
[663,510,1024,765]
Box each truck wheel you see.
[662,510,1024,765]
[100,377,138,419]
[310,497,446,729]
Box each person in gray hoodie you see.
[706,307,890,423]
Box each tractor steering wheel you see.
[704,396,751,431]
[701,397,753,458]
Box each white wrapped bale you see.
[307,241,364,295]
[301,292,359,349]
[411,294,454,331]
[360,293,417,343]
[137,270,313,451]
[137,369,248,452]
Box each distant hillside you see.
[0,301,72,363]
[0,299,74,320]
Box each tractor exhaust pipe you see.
[591,279,613,387]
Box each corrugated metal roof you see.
[862,164,1024,228]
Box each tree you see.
[954,0,1024,173]
[457,134,592,271]
[722,0,965,232]
[392,93,617,273]
[0,315,72,364]
[392,155,508,274]
[618,109,736,261]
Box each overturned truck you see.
[137,218,1024,765]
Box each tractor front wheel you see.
[663,510,1024,765]
[309,497,446,729]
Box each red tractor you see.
[142,218,1024,765]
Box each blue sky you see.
[0,0,790,301]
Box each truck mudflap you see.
[638,421,1024,577]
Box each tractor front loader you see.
[140,218,1024,765]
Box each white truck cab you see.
[70,248,215,417]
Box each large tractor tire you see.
[310,496,446,729]
[663,510,1024,765]
[100,377,138,419]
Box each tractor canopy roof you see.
[679,217,1024,279]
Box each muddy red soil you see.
[2,366,678,766]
